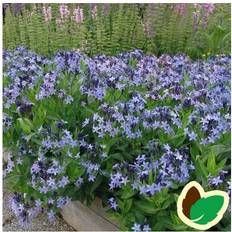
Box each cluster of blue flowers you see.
[109,145,195,196]
[3,47,230,230]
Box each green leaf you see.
[123,198,132,213]
[33,106,47,127]
[134,209,145,222]
[90,175,103,194]
[190,143,200,160]
[134,199,159,214]
[190,196,224,225]
[24,132,36,142]
[182,111,192,128]
[120,186,136,199]
[161,195,175,210]
[207,152,216,174]
[208,145,229,156]
[104,153,124,162]
[18,156,31,174]
[66,162,85,181]
[5,174,30,193]
[216,158,227,172]
[17,118,33,134]
[17,175,30,193]
[195,156,208,178]
[168,133,186,148]
[121,212,135,227]
[5,174,21,190]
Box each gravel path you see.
[3,191,76,231]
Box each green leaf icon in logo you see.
[190,195,224,225]
[177,181,230,230]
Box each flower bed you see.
[3,47,231,231]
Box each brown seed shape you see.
[182,186,201,218]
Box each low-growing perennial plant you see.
[3,47,231,230]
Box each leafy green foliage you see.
[3,3,231,58]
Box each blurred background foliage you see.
[3,3,231,59]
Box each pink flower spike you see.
[73,6,84,23]
[42,6,52,22]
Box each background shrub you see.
[3,3,231,59]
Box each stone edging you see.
[61,198,120,231]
